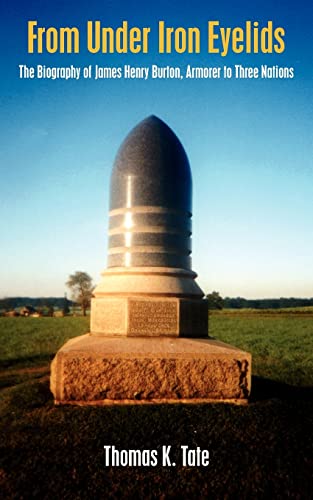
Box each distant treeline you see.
[0,297,75,310]
[1,296,313,312]
[223,297,313,309]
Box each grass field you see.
[0,312,312,498]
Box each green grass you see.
[214,306,313,315]
[0,317,89,369]
[210,312,313,386]
[1,313,312,386]
[0,313,312,499]
[0,317,89,390]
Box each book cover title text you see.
[27,20,286,56]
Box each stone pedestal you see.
[51,335,251,405]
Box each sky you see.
[0,0,312,299]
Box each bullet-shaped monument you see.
[91,115,208,337]
[51,116,251,404]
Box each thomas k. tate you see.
[103,445,210,467]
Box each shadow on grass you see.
[0,354,53,390]
[251,375,313,402]
[0,368,50,390]
[1,373,313,499]
[0,353,55,371]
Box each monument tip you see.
[111,114,192,212]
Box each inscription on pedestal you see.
[91,298,126,335]
[128,299,178,335]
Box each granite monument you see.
[51,116,251,404]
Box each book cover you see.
[1,0,312,498]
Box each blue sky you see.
[1,0,312,298]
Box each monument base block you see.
[91,296,208,337]
[50,335,251,405]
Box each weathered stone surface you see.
[91,298,126,335]
[90,296,208,337]
[50,335,251,404]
